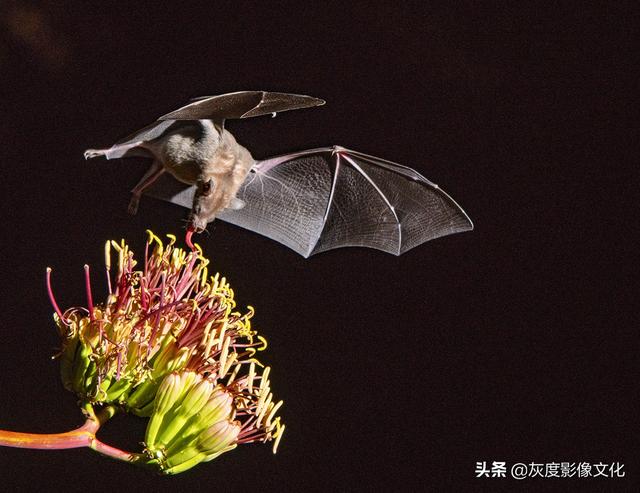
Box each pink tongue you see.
[185,228,196,251]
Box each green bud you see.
[180,378,214,416]
[196,388,234,425]
[83,361,97,391]
[165,347,191,374]
[98,375,112,398]
[71,341,92,394]
[202,444,237,463]
[150,336,178,374]
[105,376,134,402]
[197,420,241,456]
[162,419,239,475]
[154,373,207,446]
[154,373,184,415]
[165,387,233,455]
[134,399,156,417]
[163,445,238,475]
[125,340,142,373]
[164,449,207,475]
[126,377,159,411]
[145,373,182,447]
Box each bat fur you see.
[86,119,253,232]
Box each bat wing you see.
[91,120,179,160]
[87,92,323,159]
[146,147,473,257]
[157,91,325,121]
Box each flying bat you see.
[84,91,473,257]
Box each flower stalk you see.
[0,403,140,463]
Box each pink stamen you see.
[46,268,69,325]
[84,265,95,322]
[134,299,186,330]
[144,239,149,277]
[139,278,148,311]
[148,272,165,351]
[177,307,202,346]
[174,255,199,298]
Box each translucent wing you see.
[158,91,325,121]
[146,146,473,257]
[85,91,324,160]
[93,120,178,160]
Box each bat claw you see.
[128,196,140,215]
[84,149,105,160]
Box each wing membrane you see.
[146,147,473,257]
[158,91,325,121]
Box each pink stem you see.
[90,438,137,462]
[0,425,94,449]
[0,405,139,463]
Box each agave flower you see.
[0,232,284,474]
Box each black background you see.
[0,2,636,491]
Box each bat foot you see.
[128,196,140,215]
[84,149,106,160]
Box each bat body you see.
[85,91,473,256]
[86,119,254,230]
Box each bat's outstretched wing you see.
[87,120,179,160]
[158,91,325,121]
[87,92,324,160]
[146,146,473,257]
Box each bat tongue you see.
[185,228,196,251]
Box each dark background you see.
[0,2,635,491]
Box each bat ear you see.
[227,198,246,211]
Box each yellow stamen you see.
[265,400,283,428]
[272,424,285,453]
[104,241,111,271]
[257,335,268,351]
[226,363,241,386]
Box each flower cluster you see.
[46,232,284,473]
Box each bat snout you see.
[188,214,209,234]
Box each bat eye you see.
[201,180,213,194]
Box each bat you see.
[85,91,473,257]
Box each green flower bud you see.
[145,373,182,447]
[165,387,233,455]
[154,374,212,447]
[164,448,206,474]
[197,420,241,456]
[161,420,239,475]
[150,336,178,375]
[125,378,159,411]
[180,378,214,416]
[104,376,134,402]
[165,347,191,374]
[71,341,92,394]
